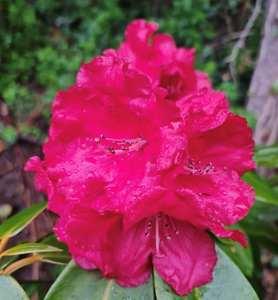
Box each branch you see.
[227,0,262,83]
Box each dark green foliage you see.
[0,0,262,129]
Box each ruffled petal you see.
[195,71,212,90]
[213,228,248,248]
[153,219,217,295]
[24,156,49,194]
[185,112,255,176]
[177,88,229,117]
[159,62,197,100]
[55,205,153,286]
[113,19,200,97]
[173,170,254,247]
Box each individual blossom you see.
[104,19,212,101]
[25,50,255,295]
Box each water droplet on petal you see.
[222,200,228,207]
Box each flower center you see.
[145,213,179,258]
[183,158,228,175]
[94,134,147,155]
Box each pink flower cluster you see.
[26,20,255,295]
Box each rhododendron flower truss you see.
[104,19,212,101]
[25,21,256,297]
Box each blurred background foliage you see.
[2,1,278,300]
[0,0,264,144]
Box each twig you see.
[227,0,262,83]
[209,32,254,51]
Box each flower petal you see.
[173,170,254,247]
[55,205,153,286]
[177,88,229,118]
[153,219,217,295]
[185,112,255,175]
[24,156,49,194]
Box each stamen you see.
[168,216,178,234]
[183,159,228,176]
[145,217,151,237]
[94,135,147,155]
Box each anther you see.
[121,146,129,151]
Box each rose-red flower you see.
[25,21,255,296]
[104,19,212,101]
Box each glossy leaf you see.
[153,246,259,300]
[0,243,62,257]
[242,172,278,206]
[0,255,18,270]
[44,260,155,300]
[0,275,30,300]
[247,199,278,222]
[211,226,254,277]
[0,201,48,238]
[38,233,71,265]
[254,143,278,168]
[216,241,253,277]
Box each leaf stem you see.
[0,233,11,255]
[3,254,45,275]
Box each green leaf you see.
[247,200,278,222]
[254,143,278,168]
[0,256,18,270]
[0,275,30,300]
[0,201,47,238]
[41,254,71,265]
[267,174,278,186]
[242,172,278,206]
[38,233,71,265]
[153,246,259,299]
[239,216,278,240]
[44,260,155,300]
[216,242,253,277]
[0,243,62,257]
